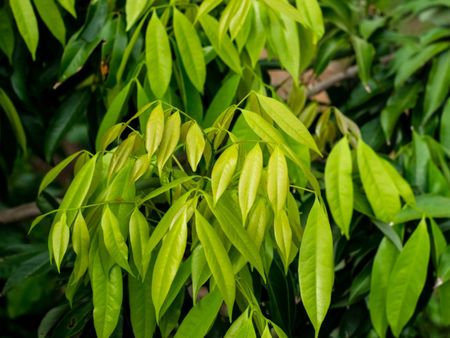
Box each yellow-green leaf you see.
[212,144,239,203]
[381,159,415,206]
[126,0,148,30]
[157,112,181,174]
[299,199,334,337]
[11,0,39,59]
[34,0,66,45]
[246,198,269,249]
[57,0,76,17]
[129,208,150,278]
[239,144,263,223]
[325,137,353,238]
[274,209,292,273]
[185,122,205,171]
[296,0,324,41]
[71,212,90,283]
[51,213,69,272]
[267,147,289,212]
[145,103,165,158]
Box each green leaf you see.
[191,246,211,304]
[261,0,306,25]
[238,144,263,223]
[0,8,15,63]
[0,88,27,154]
[274,210,292,273]
[157,111,181,173]
[381,159,415,206]
[57,0,76,17]
[245,2,266,67]
[71,212,90,283]
[126,0,148,30]
[152,211,187,320]
[386,219,430,337]
[38,151,84,195]
[357,140,401,223]
[51,213,69,272]
[439,98,450,155]
[325,137,353,238]
[267,147,289,212]
[256,94,321,155]
[369,238,400,338]
[128,272,156,338]
[394,195,450,223]
[423,49,450,124]
[206,193,265,279]
[185,122,205,172]
[145,103,164,157]
[174,9,206,92]
[195,211,235,317]
[296,0,324,41]
[299,198,334,337]
[10,0,39,59]
[212,144,239,203]
[196,0,223,21]
[34,0,66,45]
[92,256,123,338]
[438,245,450,283]
[174,289,222,338]
[430,219,447,268]
[101,206,131,273]
[351,36,375,89]
[200,15,242,75]
[140,176,195,204]
[224,308,256,338]
[228,0,252,40]
[146,12,172,98]
[129,208,150,278]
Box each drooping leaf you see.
[195,212,235,317]
[267,147,289,213]
[224,307,256,338]
[261,0,306,25]
[394,194,450,223]
[157,111,181,174]
[129,208,150,278]
[57,0,76,17]
[51,213,69,272]
[212,144,239,203]
[351,36,375,89]
[10,0,39,59]
[196,0,223,21]
[173,9,206,92]
[274,210,292,273]
[146,12,172,98]
[439,98,450,154]
[381,159,415,206]
[185,122,205,172]
[0,8,15,63]
[325,137,353,238]
[128,272,156,338]
[299,199,334,337]
[34,0,66,45]
[71,212,90,283]
[430,218,447,268]
[245,2,266,67]
[0,88,27,154]
[191,246,211,304]
[126,0,149,30]
[386,219,430,337]
[145,103,165,158]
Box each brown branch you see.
[0,202,40,224]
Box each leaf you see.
[156,112,181,173]
[357,140,401,223]
[129,208,150,278]
[351,36,375,89]
[57,0,76,17]
[245,2,266,67]
[126,0,148,30]
[38,304,69,338]
[261,0,306,25]
[206,193,265,279]
[145,103,165,157]
[372,221,403,252]
[228,0,252,40]
[0,8,15,63]
[224,308,256,338]
[10,0,39,59]
[191,246,211,304]
[381,159,415,206]
[0,88,27,154]
[369,238,400,338]
[128,272,156,338]
[386,219,430,337]
[140,176,195,204]
[256,94,321,154]
[423,49,450,124]
[173,9,206,92]
[196,0,223,21]
[440,98,450,154]
[152,211,187,320]
[325,137,353,238]
[298,199,334,337]
[239,144,263,223]
[174,289,222,338]
[185,122,205,171]
[92,256,123,338]
[34,0,66,45]
[200,15,242,75]
[146,12,172,98]
[296,0,324,41]
[212,144,239,203]
[71,212,90,283]
[267,147,289,213]
[430,218,447,268]
[274,210,292,273]
[394,195,450,223]
[51,213,69,272]
[101,206,131,273]
[438,245,450,283]
[195,212,235,317]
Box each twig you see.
[0,202,40,224]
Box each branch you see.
[0,202,40,224]
[307,54,394,97]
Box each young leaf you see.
[256,94,321,155]
[92,256,123,338]
[227,0,252,40]
[71,212,90,283]
[296,0,324,41]
[152,211,187,320]
[129,208,150,278]
[274,210,292,273]
[386,219,430,337]
[51,213,69,272]
[157,111,181,174]
[299,199,334,338]
[224,307,256,338]
[101,206,131,273]
[145,103,165,158]
[212,144,239,203]
[195,211,236,317]
[261,0,306,25]
[239,144,263,223]
[369,238,400,338]
[357,140,401,223]
[267,147,289,213]
[196,0,223,21]
[128,272,156,338]
[126,0,148,30]
[185,122,205,172]
[325,137,353,238]
[245,2,266,67]
[173,9,206,92]
[34,0,66,45]
[146,12,172,98]
[174,289,222,338]
[10,0,39,59]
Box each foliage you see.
[1,0,450,337]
